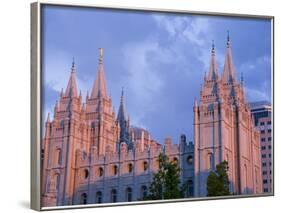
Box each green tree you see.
[207,160,230,196]
[145,153,181,200]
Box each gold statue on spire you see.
[99,48,103,64]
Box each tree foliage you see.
[207,160,230,196]
[145,153,182,200]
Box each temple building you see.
[41,49,195,207]
[193,35,263,197]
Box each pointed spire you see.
[207,40,219,81]
[91,48,108,99]
[60,88,64,97]
[65,58,78,98]
[46,113,50,123]
[194,97,198,107]
[72,56,75,70]
[227,30,230,48]
[241,72,244,86]
[211,39,215,54]
[54,100,59,113]
[117,87,127,123]
[222,31,237,83]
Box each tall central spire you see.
[207,40,219,81]
[117,88,133,149]
[222,31,237,83]
[65,57,78,98]
[117,88,126,123]
[91,48,108,99]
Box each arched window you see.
[80,193,87,204]
[126,187,132,202]
[141,185,147,199]
[96,191,102,203]
[56,149,62,165]
[187,180,194,197]
[111,189,117,203]
[83,169,89,179]
[143,161,148,171]
[128,163,133,173]
[98,167,104,177]
[113,165,118,175]
[187,155,193,165]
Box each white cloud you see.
[122,40,167,127]
[152,15,226,73]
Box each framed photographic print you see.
[31,1,274,211]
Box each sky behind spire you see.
[42,5,272,143]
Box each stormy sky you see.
[42,5,272,144]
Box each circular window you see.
[187,155,193,165]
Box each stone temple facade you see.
[193,36,263,197]
[41,49,195,207]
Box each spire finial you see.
[227,30,230,47]
[71,56,75,71]
[121,87,124,102]
[241,72,244,86]
[99,48,103,64]
[211,40,215,54]
[47,112,50,123]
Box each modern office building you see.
[249,101,272,193]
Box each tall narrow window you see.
[143,161,148,171]
[83,169,89,179]
[111,189,117,203]
[126,187,132,202]
[244,164,248,193]
[98,167,104,177]
[55,174,60,191]
[188,180,194,197]
[128,163,133,173]
[141,185,147,199]
[80,193,87,204]
[96,191,102,203]
[113,165,118,175]
[207,153,213,170]
[56,149,62,165]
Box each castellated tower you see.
[41,49,119,206]
[193,36,262,197]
